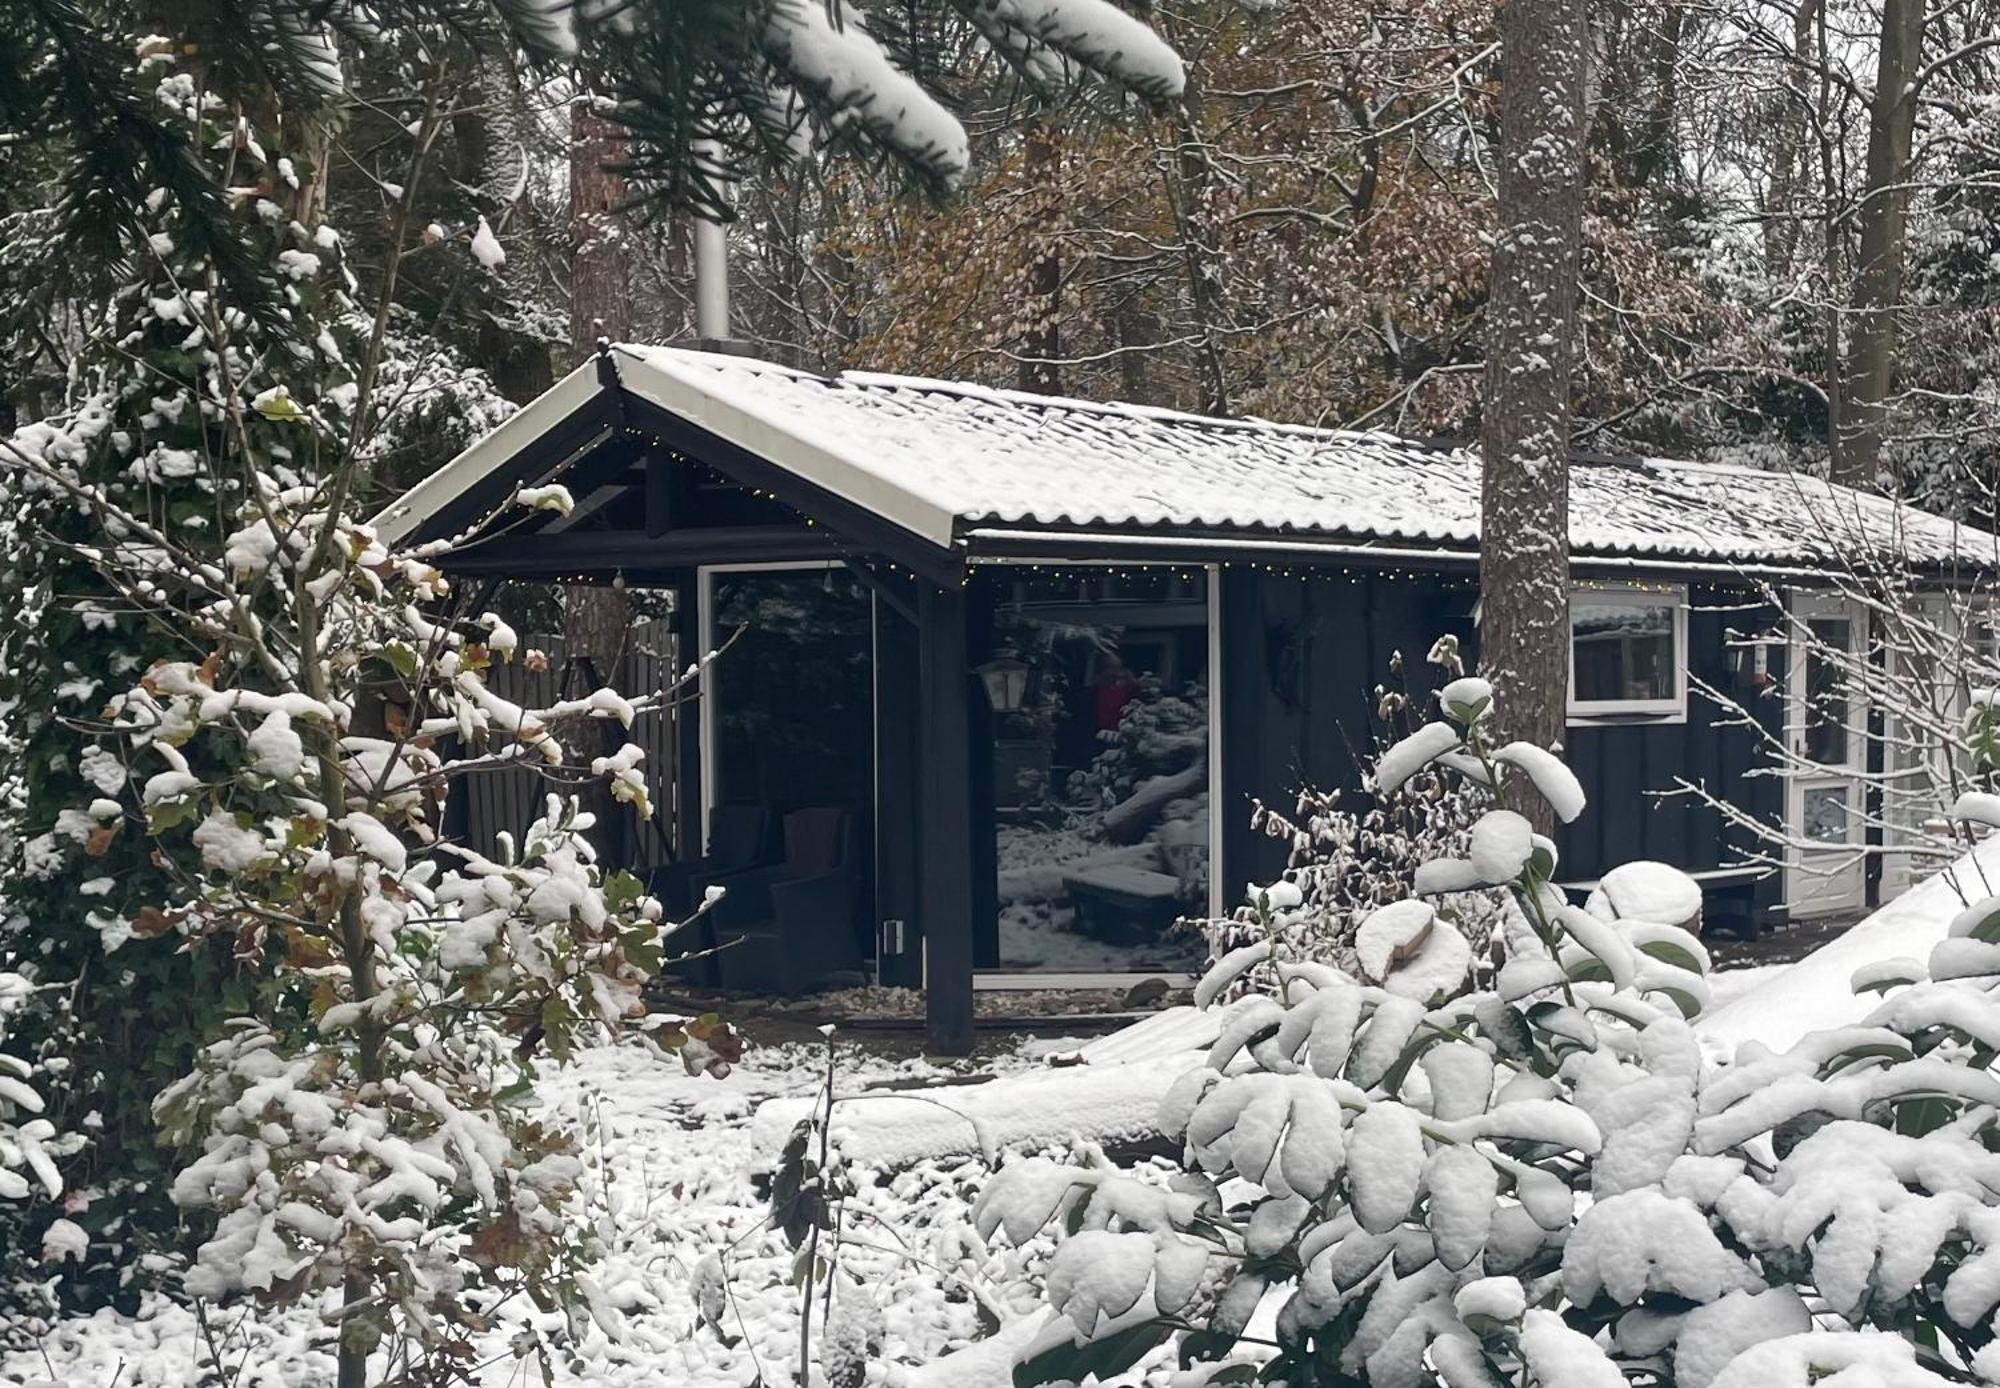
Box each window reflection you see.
[980,569,1210,974]
[712,568,873,813]
[1803,785,1850,844]
[1571,594,1677,705]
[1802,617,1851,766]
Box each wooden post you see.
[644,453,679,538]
[671,571,703,864]
[918,581,976,1056]
[873,599,922,988]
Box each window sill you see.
[1565,707,1688,727]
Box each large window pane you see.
[981,568,1210,974]
[710,568,873,813]
[1571,593,1677,706]
[1802,617,1851,766]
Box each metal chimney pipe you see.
[692,139,730,342]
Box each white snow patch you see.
[1700,838,2000,1056]
[469,216,505,271]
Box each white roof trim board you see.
[372,362,602,546]
[374,344,1996,571]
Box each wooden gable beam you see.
[439,525,843,577]
[412,392,627,547]
[621,394,966,588]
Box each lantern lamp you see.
[976,647,1032,712]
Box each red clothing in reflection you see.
[1093,672,1141,732]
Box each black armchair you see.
[713,808,867,995]
[651,803,773,988]
[648,802,772,914]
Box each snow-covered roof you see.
[375,344,1997,573]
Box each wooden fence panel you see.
[460,622,681,874]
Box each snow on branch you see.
[763,0,972,182]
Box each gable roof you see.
[374,344,1996,575]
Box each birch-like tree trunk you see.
[1764,0,1821,279]
[1832,0,1924,491]
[1479,0,1590,832]
[1167,98,1229,415]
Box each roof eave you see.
[959,521,1995,584]
[368,360,606,547]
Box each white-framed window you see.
[1567,582,1688,723]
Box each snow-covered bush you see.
[978,678,2000,1387]
[0,972,81,1204]
[109,481,727,1376]
[0,48,728,1381]
[1203,642,1502,986]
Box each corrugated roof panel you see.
[609,345,1992,568]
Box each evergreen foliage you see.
[0,34,359,1310]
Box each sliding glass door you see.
[703,565,874,816]
[975,565,1215,978]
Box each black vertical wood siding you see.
[1218,570,1785,913]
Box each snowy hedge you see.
[977,683,2000,1387]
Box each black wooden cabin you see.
[375,345,1993,1053]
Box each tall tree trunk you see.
[1479,0,1591,833]
[1832,0,1924,491]
[572,100,633,365]
[1765,0,1821,279]
[1017,122,1062,394]
[1167,99,1230,415]
[1639,0,1684,187]
[566,98,633,853]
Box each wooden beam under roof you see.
[436,525,847,577]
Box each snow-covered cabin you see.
[375,345,1996,1052]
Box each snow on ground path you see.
[748,1003,1234,1174]
[1698,837,2000,1056]
[1703,961,1790,1014]
[4,1034,1079,1388]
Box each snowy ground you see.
[1700,837,2000,1054]
[6,1033,1136,1388]
[1703,959,1789,1013]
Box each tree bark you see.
[1017,123,1062,395]
[1479,0,1591,833]
[1167,98,1230,415]
[566,98,633,854]
[571,101,633,364]
[1764,0,1821,279]
[1832,0,1924,491]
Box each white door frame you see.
[1784,590,1868,918]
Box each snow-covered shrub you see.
[109,491,727,1375]
[1203,643,1502,987]
[0,972,81,1204]
[978,678,1997,1388]
[0,39,367,1307]
[0,48,730,1380]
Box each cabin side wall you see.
[1218,569,1786,922]
[1218,568,1474,891]
[1559,590,1786,923]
